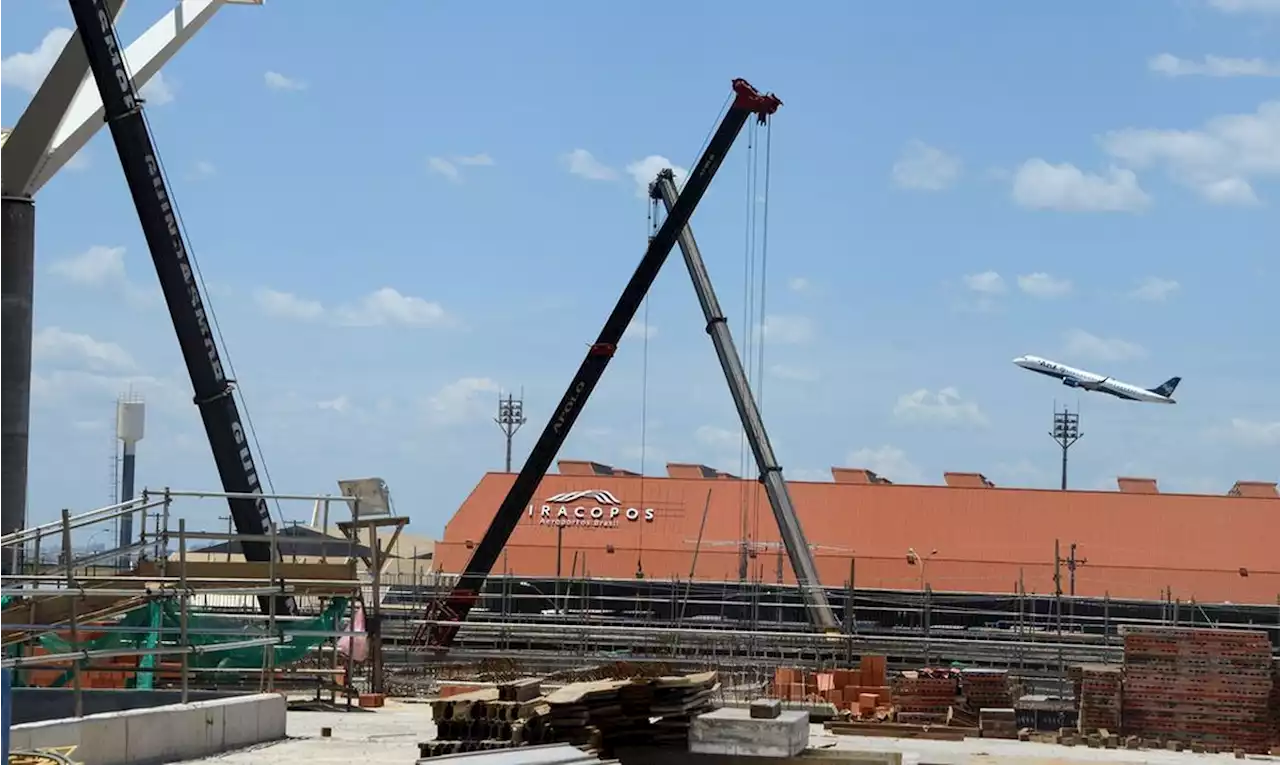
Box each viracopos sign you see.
[526,490,655,528]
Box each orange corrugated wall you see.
[435,472,1280,604]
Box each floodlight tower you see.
[1050,405,1082,490]
[495,392,527,473]
[116,395,146,558]
[0,0,262,575]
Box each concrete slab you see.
[690,707,809,758]
[10,693,285,765]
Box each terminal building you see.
[435,459,1280,607]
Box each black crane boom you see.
[67,0,292,615]
[418,79,781,650]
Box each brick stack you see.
[1270,659,1280,749]
[770,655,890,716]
[1122,627,1274,754]
[1077,664,1123,734]
[959,669,1014,712]
[891,672,960,725]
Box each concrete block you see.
[20,718,81,753]
[222,694,263,749]
[689,707,808,758]
[749,698,782,719]
[78,714,127,765]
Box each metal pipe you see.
[62,508,83,717]
[1,497,164,548]
[179,518,189,703]
[0,636,285,669]
[157,489,356,503]
[2,585,300,598]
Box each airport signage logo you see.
[527,490,655,529]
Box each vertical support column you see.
[178,518,189,704]
[0,665,9,762]
[60,508,83,718]
[1,197,35,575]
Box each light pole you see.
[1050,406,1082,490]
[906,547,938,590]
[495,393,527,473]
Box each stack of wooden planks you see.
[545,670,719,755]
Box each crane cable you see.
[131,74,286,526]
[754,117,774,556]
[635,198,660,578]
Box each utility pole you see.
[1049,405,1082,490]
[494,392,527,473]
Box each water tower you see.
[116,396,146,553]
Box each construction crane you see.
[66,0,292,616]
[415,79,785,651]
[654,170,840,631]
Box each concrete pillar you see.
[1,196,35,575]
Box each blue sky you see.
[3,0,1277,538]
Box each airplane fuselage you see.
[1013,355,1178,404]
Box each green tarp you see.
[34,597,348,688]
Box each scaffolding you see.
[0,487,385,715]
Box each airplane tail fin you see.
[1148,376,1181,397]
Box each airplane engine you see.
[1062,378,1082,388]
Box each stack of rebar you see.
[1122,627,1273,753]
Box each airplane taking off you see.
[1012,355,1181,404]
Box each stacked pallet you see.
[420,679,554,758]
[1122,627,1274,754]
[959,669,1014,712]
[545,671,719,755]
[1076,664,1122,734]
[892,672,960,725]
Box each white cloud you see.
[768,364,819,382]
[1224,418,1280,447]
[30,369,184,412]
[625,320,658,340]
[193,160,217,178]
[1,28,72,93]
[264,71,306,91]
[1148,53,1280,78]
[1062,329,1146,362]
[787,277,811,293]
[139,71,175,106]
[891,140,962,191]
[625,156,688,198]
[1100,101,1279,206]
[1208,0,1280,13]
[425,377,501,426]
[50,246,126,285]
[1012,159,1151,212]
[1129,277,1181,301]
[254,288,324,321]
[33,327,136,373]
[893,387,988,427]
[563,149,618,181]
[1017,273,1073,298]
[694,425,740,451]
[255,287,452,328]
[760,315,814,345]
[336,288,452,328]
[962,271,1006,295]
[427,154,495,183]
[845,446,923,484]
[317,395,351,414]
[49,245,156,306]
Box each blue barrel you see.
[2,667,12,762]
